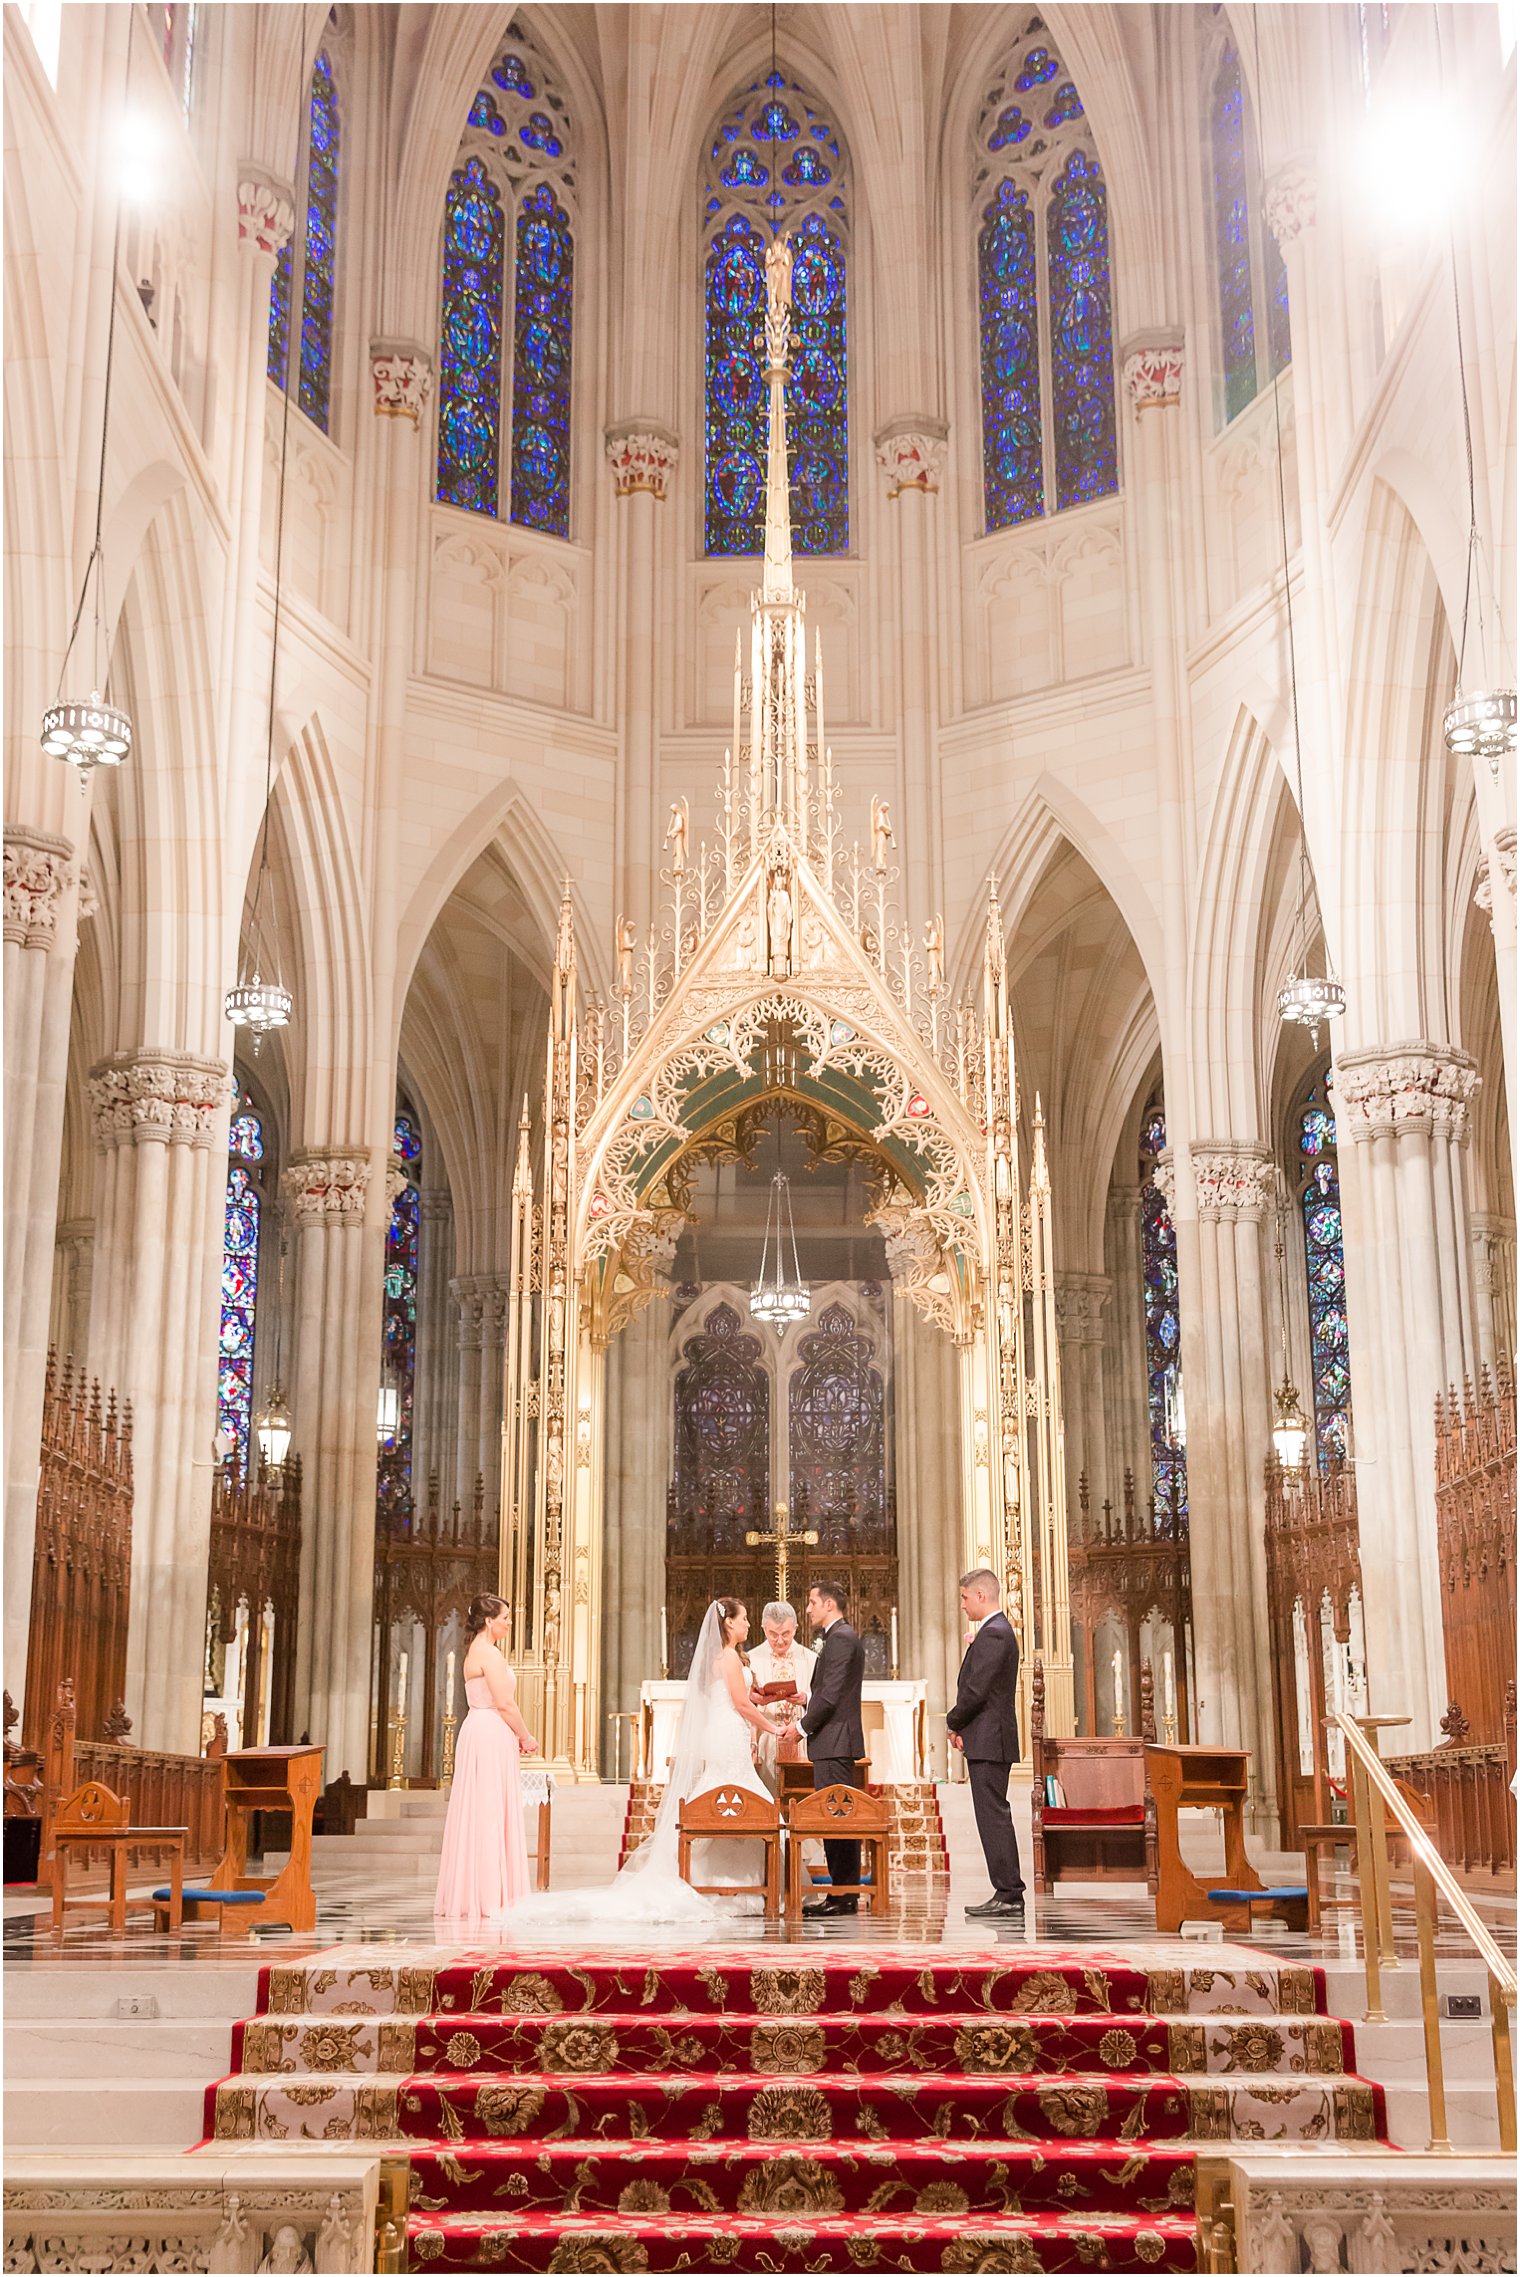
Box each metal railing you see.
[1333,1709,1516,2155]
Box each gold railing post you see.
[1348,1751,1386,2023]
[1413,1858,1453,2151]
[1491,1967,1517,2157]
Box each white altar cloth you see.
[638,1677,926,1784]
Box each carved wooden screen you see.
[788,1297,897,1675]
[668,1304,772,1674]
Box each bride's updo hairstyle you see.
[466,1593,509,1639]
[716,1596,749,1663]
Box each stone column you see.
[412,1188,454,1507]
[284,1151,389,1778]
[606,425,678,939]
[222,174,295,808]
[891,1293,962,1768]
[1470,1214,1516,1373]
[87,1050,229,1750]
[874,423,948,921]
[3,830,84,1704]
[600,1302,666,1773]
[49,1219,95,1366]
[451,1277,486,1512]
[1334,1045,1482,1743]
[1178,1143,1279,1822]
[1054,1272,1112,1533]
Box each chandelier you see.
[1277,972,1348,1036]
[1272,1376,1310,1472]
[750,1168,811,1329]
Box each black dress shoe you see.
[802,1895,858,1918]
[972,1896,1025,1919]
[964,1896,1012,1916]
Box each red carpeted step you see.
[406,1951,1322,2021]
[406,2132,1197,2217]
[386,2007,1354,2080]
[404,2207,1201,2272]
[398,2066,1197,2143]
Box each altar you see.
[638,1679,927,1786]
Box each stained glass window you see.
[1209,38,1291,424]
[380,1113,421,1497]
[437,24,576,530]
[218,1096,265,1476]
[1297,1090,1352,1466]
[1139,1098,1187,1519]
[669,1303,771,1674]
[1047,150,1116,511]
[702,73,849,557]
[509,185,573,536]
[266,51,340,432]
[975,17,1116,534]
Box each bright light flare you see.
[117,112,160,204]
[1357,96,1469,235]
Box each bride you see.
[499,1597,792,1928]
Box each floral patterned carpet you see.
[205,1941,1385,2272]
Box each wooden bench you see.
[784,1784,892,1920]
[1031,1657,1158,1894]
[677,1785,782,1918]
[51,1780,185,1936]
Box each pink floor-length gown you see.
[433,1667,531,1919]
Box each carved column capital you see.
[419,1188,452,1225]
[1191,1141,1277,1221]
[1264,160,1317,249]
[605,423,679,500]
[1053,1272,1112,1344]
[370,340,434,425]
[88,1050,229,1151]
[1474,826,1516,928]
[4,827,75,949]
[282,1152,372,1222]
[874,419,949,497]
[1120,334,1186,413]
[1333,1043,1481,1144]
[236,168,296,259]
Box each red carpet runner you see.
[208,1943,1383,2273]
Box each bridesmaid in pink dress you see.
[434,1594,539,1919]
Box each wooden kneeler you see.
[785,1784,891,1920]
[677,1785,782,1919]
[51,1780,186,1937]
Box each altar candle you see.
[1163,1650,1175,1721]
[445,1648,456,1703]
[659,1605,668,1673]
[1111,1647,1122,1700]
[890,1606,899,1672]
[397,1650,408,1719]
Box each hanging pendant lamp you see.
[749,1157,810,1329]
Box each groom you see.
[800,1580,866,1917]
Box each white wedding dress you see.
[497,1603,774,1931]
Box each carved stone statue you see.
[614,915,637,996]
[257,2225,314,2275]
[870,796,895,874]
[665,798,689,875]
[767,868,794,976]
[924,912,944,994]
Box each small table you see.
[54,1825,186,1936]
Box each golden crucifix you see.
[745,1499,819,1611]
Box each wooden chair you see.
[784,1784,892,1919]
[1031,1658,1158,1894]
[1299,1776,1437,1930]
[51,1779,185,1936]
[677,1785,782,1919]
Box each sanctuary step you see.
[617,1777,950,1885]
[206,1941,1386,2272]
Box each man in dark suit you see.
[800,1580,867,1917]
[946,1567,1024,1919]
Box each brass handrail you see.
[1332,1710,1516,2155]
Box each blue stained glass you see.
[437,158,505,514]
[758,97,799,141]
[295,53,339,434]
[1047,149,1117,511]
[1139,1100,1187,1519]
[1044,82,1084,126]
[493,53,534,96]
[394,1113,422,1164]
[218,1132,261,1473]
[520,111,562,157]
[380,1162,421,1488]
[988,105,1033,151]
[784,146,831,187]
[979,181,1042,531]
[722,149,769,187]
[470,90,507,136]
[1016,45,1058,89]
[509,184,573,537]
[1211,43,1258,422]
[1298,1090,1353,1468]
[267,245,292,388]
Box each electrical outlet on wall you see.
[112,1994,159,2019]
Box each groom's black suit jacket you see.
[946,1610,1021,1761]
[800,1619,865,1759]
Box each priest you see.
[748,1600,816,1795]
